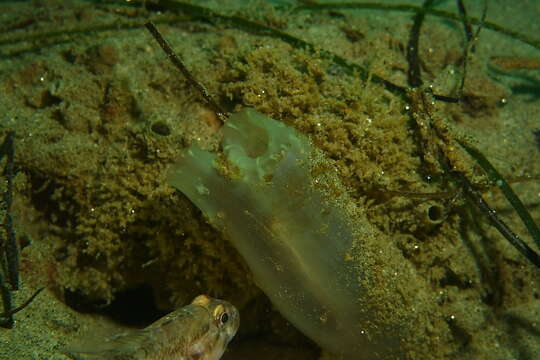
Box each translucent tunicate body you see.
[168,108,416,359]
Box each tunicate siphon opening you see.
[427,203,445,223]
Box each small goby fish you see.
[62,295,239,360]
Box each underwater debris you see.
[292,1,540,50]
[0,132,44,328]
[401,0,540,269]
[412,86,540,267]
[458,142,540,265]
[456,0,474,44]
[406,0,435,88]
[0,131,18,290]
[0,131,18,328]
[145,22,228,124]
[0,287,44,319]
[405,0,487,99]
[456,0,487,96]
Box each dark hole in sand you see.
[65,284,166,327]
[151,121,171,136]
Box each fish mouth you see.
[226,308,240,341]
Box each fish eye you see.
[213,304,230,326]
[220,312,229,324]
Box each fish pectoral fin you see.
[61,328,152,359]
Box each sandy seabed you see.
[1,1,539,359]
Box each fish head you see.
[191,294,240,358]
[192,295,239,342]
